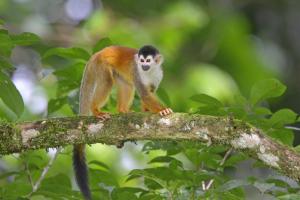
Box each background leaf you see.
[10,32,40,46]
[250,79,286,105]
[0,71,24,117]
[157,87,171,106]
[93,37,112,53]
[190,93,223,107]
[0,30,13,57]
[269,109,297,128]
[43,47,90,61]
[47,97,67,114]
[218,179,249,192]
[0,56,13,69]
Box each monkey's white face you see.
[135,54,163,72]
[135,53,164,91]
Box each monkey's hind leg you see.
[91,65,114,120]
[115,75,135,113]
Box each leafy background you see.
[0,0,300,199]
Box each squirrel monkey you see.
[73,45,173,200]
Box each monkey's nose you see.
[142,65,150,71]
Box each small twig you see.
[201,180,206,190]
[204,148,233,191]
[27,147,62,196]
[285,126,300,131]
[220,148,233,166]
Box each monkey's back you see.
[95,45,137,74]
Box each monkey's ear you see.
[134,54,139,63]
[155,54,164,65]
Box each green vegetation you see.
[0,1,299,199]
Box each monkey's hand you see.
[159,108,173,116]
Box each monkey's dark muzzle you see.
[142,65,150,71]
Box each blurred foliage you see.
[0,0,300,199]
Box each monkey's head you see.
[135,45,163,71]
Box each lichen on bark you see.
[0,113,299,182]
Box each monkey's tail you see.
[73,144,92,200]
[74,56,97,200]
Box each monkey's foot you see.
[95,112,111,121]
[159,108,173,116]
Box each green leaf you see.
[157,87,171,106]
[111,187,144,200]
[294,145,300,153]
[43,47,90,61]
[54,62,85,95]
[142,141,181,155]
[89,168,119,187]
[267,129,294,146]
[196,105,226,116]
[111,191,138,200]
[266,177,290,188]
[253,181,275,193]
[139,193,164,200]
[208,145,228,153]
[89,160,110,170]
[233,94,248,107]
[2,183,32,199]
[93,37,112,53]
[67,90,79,114]
[227,106,247,119]
[10,32,40,46]
[54,62,85,82]
[254,107,272,116]
[184,148,201,165]
[0,171,19,179]
[128,167,178,183]
[190,93,223,107]
[185,149,222,168]
[278,194,300,200]
[0,30,14,57]
[0,56,14,69]
[39,174,73,194]
[148,156,183,168]
[0,71,24,117]
[47,97,68,114]
[250,79,286,105]
[144,178,163,190]
[0,19,4,25]
[218,179,249,192]
[224,153,247,167]
[269,109,297,127]
[218,192,244,200]
[198,152,222,169]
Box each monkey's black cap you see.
[138,45,159,57]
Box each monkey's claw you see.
[159,108,173,116]
[95,113,111,121]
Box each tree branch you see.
[0,113,299,182]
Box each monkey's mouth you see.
[142,65,150,71]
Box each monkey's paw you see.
[95,112,111,121]
[159,108,173,116]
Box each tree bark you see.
[0,112,299,182]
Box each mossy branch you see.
[0,112,299,182]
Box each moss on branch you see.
[0,113,299,182]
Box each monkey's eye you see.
[146,59,151,62]
[140,59,145,62]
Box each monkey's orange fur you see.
[95,46,137,83]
